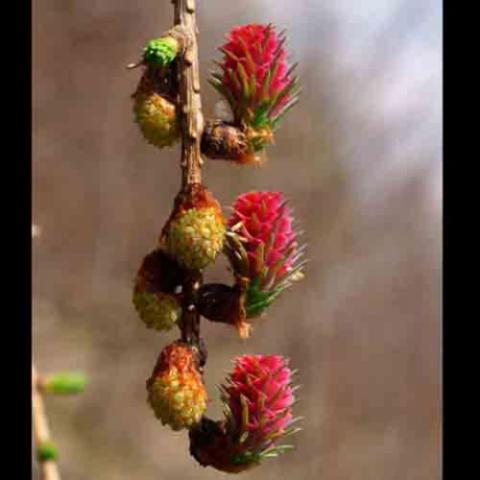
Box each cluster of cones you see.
[132,24,300,163]
[130,23,305,473]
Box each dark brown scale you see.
[189,417,259,473]
[136,248,187,294]
[201,120,250,161]
[132,64,178,102]
[196,283,244,325]
[193,338,208,370]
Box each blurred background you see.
[32,0,442,479]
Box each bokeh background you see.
[32,0,442,479]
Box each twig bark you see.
[173,0,204,188]
[32,365,61,480]
[172,0,205,349]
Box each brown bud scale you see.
[201,120,250,160]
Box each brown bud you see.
[197,282,251,339]
[201,120,259,164]
[197,284,240,324]
[189,418,258,473]
[135,248,186,294]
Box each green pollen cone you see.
[37,441,58,461]
[43,372,87,395]
[143,37,179,67]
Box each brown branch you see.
[172,0,205,348]
[173,0,204,188]
[32,365,61,480]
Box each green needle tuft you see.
[37,441,58,462]
[43,372,87,395]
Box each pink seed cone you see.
[224,355,294,450]
[224,191,305,325]
[228,191,297,278]
[189,355,300,473]
[221,355,299,459]
[222,25,288,109]
[211,24,299,133]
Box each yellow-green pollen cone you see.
[133,289,181,331]
[166,207,226,270]
[148,375,207,431]
[147,343,208,431]
[133,92,180,148]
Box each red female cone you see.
[209,24,300,162]
[190,355,300,472]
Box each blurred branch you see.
[32,365,61,480]
[173,0,204,188]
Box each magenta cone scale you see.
[210,24,300,152]
[190,355,300,473]
[226,191,306,318]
